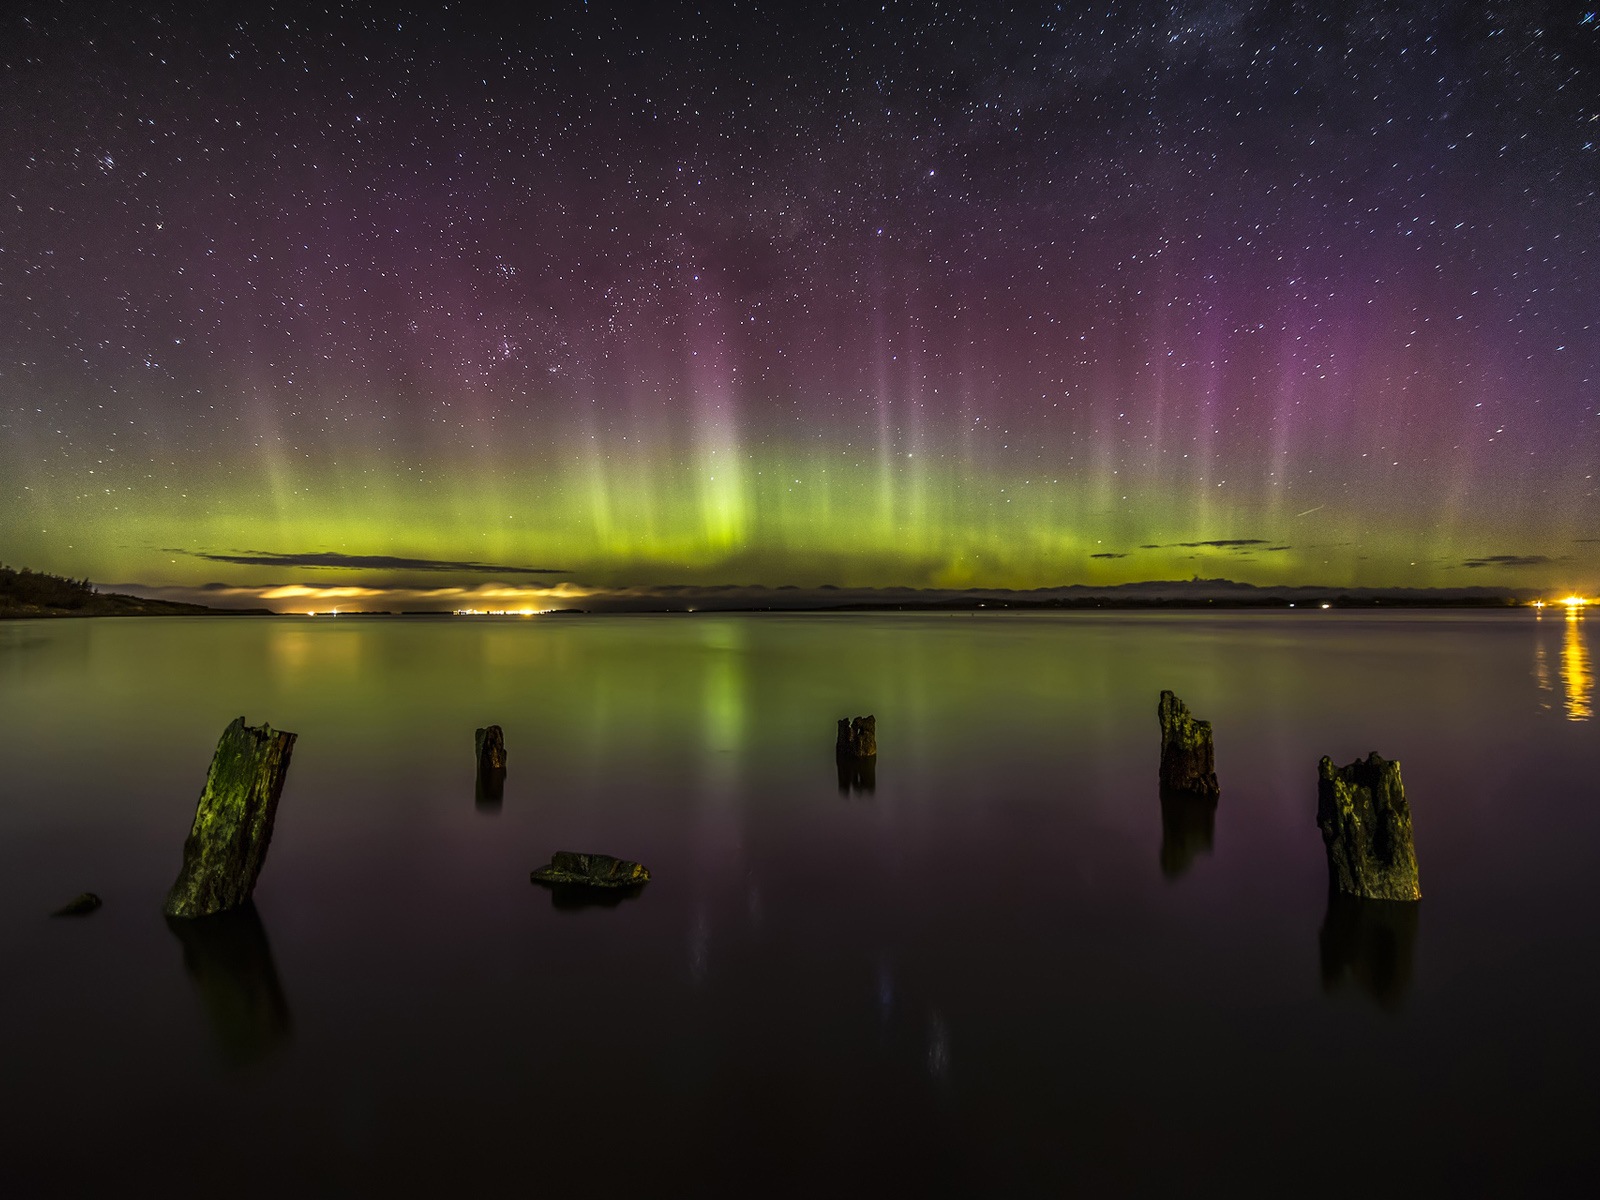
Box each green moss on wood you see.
[836,715,877,758]
[530,851,650,888]
[1158,690,1219,799]
[164,717,297,918]
[1317,752,1421,902]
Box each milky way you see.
[2,2,1597,602]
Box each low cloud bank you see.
[110,577,1544,614]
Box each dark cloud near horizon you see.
[1089,552,1130,559]
[1462,554,1555,568]
[1137,539,1270,550]
[188,550,567,574]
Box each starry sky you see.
[2,1,1597,607]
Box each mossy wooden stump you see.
[475,725,507,772]
[1317,752,1421,902]
[1158,691,1219,799]
[474,724,507,806]
[836,715,877,758]
[164,717,297,918]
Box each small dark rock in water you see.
[1317,752,1421,902]
[165,717,297,918]
[1157,691,1219,799]
[531,851,650,889]
[475,724,507,772]
[51,892,102,917]
[836,715,877,758]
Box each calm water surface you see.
[1,611,1595,1194]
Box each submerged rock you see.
[1317,752,1421,902]
[530,851,650,889]
[1157,691,1219,799]
[51,892,102,917]
[474,724,507,809]
[164,717,297,919]
[836,715,877,758]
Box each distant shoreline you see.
[4,561,1573,618]
[0,598,277,619]
[7,596,1545,619]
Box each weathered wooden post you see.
[474,724,507,807]
[1316,752,1421,901]
[836,715,877,758]
[835,715,877,795]
[1157,691,1219,799]
[164,717,296,918]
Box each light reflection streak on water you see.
[1533,625,1554,712]
[1563,610,1591,721]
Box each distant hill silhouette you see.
[0,564,266,618]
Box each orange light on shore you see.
[1563,596,1589,610]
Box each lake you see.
[1,610,1594,1194]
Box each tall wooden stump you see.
[164,717,297,918]
[1317,752,1421,901]
[836,715,877,758]
[475,724,507,808]
[1158,690,1219,799]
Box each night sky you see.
[3,1,1597,608]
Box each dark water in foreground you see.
[1,611,1596,1194]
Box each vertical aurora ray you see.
[0,2,1595,596]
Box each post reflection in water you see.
[836,754,877,796]
[1318,890,1418,1012]
[166,904,293,1067]
[1157,787,1217,879]
[475,766,506,812]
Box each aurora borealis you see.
[2,2,1597,608]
